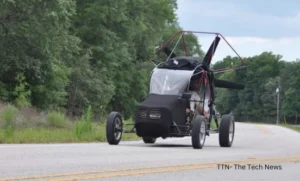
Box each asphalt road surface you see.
[0,122,299,181]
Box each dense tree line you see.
[0,0,298,124]
[0,0,202,119]
[213,54,300,124]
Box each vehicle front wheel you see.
[219,114,235,147]
[191,115,207,149]
[106,112,123,145]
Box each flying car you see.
[106,30,247,149]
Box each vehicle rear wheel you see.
[219,114,235,147]
[106,112,123,145]
[142,137,156,144]
[191,115,207,149]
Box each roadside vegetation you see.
[281,124,300,132]
[279,119,300,132]
[0,0,298,143]
[0,103,139,143]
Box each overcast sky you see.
[176,0,300,63]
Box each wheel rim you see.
[114,117,122,140]
[199,120,206,145]
[229,120,234,143]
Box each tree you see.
[0,0,79,110]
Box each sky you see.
[176,0,300,63]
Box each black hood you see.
[158,56,207,71]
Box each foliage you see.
[0,103,139,143]
[74,105,93,139]
[46,111,70,129]
[0,0,299,126]
[0,122,139,143]
[0,0,78,110]
[13,73,31,108]
[212,52,299,124]
[0,104,18,138]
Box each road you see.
[0,122,299,181]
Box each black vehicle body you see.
[134,56,211,139]
[135,94,187,138]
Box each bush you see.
[74,105,93,139]
[0,104,18,137]
[46,111,70,128]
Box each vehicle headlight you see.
[149,111,161,119]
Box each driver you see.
[185,73,210,121]
[186,91,201,115]
[186,92,210,121]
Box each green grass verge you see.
[0,122,140,144]
[0,104,141,144]
[280,124,300,133]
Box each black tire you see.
[191,115,207,149]
[142,137,156,144]
[219,114,235,147]
[106,112,123,145]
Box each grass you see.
[0,104,140,144]
[46,111,72,129]
[0,122,140,144]
[280,124,300,133]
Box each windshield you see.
[149,68,194,95]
